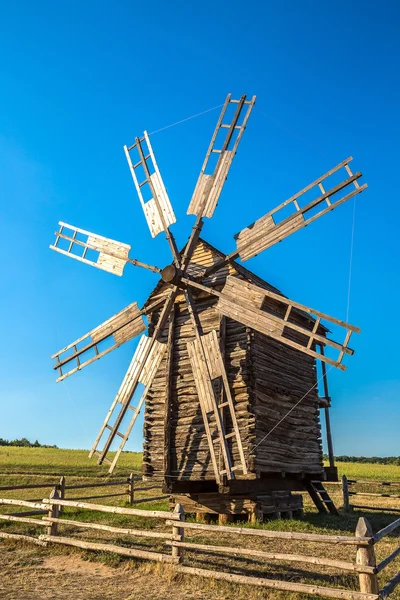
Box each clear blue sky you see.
[0,1,399,457]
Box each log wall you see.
[142,239,324,483]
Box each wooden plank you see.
[376,546,400,573]
[215,275,359,370]
[163,306,175,484]
[0,514,47,526]
[164,520,372,545]
[53,302,146,381]
[349,492,400,499]
[373,518,400,543]
[123,135,176,239]
[0,498,47,510]
[39,534,179,563]
[355,518,379,595]
[167,541,376,573]
[235,161,367,261]
[43,517,181,540]
[352,505,400,513]
[91,290,176,468]
[0,531,48,547]
[51,222,130,276]
[175,566,379,600]
[348,481,400,487]
[379,571,400,600]
[41,498,179,520]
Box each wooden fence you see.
[0,490,399,599]
[335,477,400,514]
[0,474,166,517]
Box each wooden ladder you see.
[210,392,247,482]
[306,480,339,515]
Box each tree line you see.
[0,438,57,448]
[323,454,400,466]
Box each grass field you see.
[0,447,399,600]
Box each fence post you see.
[46,488,60,537]
[171,503,185,561]
[355,517,379,595]
[342,475,350,512]
[58,476,66,514]
[128,473,135,505]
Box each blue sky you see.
[0,1,399,457]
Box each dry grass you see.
[0,449,399,599]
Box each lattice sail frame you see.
[51,222,131,276]
[50,92,367,478]
[124,131,176,238]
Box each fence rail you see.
[0,490,399,599]
[0,473,166,515]
[340,476,400,514]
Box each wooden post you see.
[58,476,66,514]
[319,345,335,470]
[355,517,378,595]
[59,476,66,501]
[342,475,350,512]
[171,503,185,561]
[46,488,60,536]
[163,306,175,490]
[128,473,135,505]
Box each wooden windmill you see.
[50,94,367,517]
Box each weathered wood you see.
[39,534,179,563]
[352,505,400,513]
[0,498,47,510]
[343,475,351,512]
[355,518,379,595]
[163,306,175,485]
[143,239,331,487]
[175,565,378,600]
[167,541,376,573]
[53,301,146,381]
[349,492,400,499]
[129,473,135,505]
[373,518,400,543]
[347,481,400,487]
[379,571,400,600]
[171,503,185,560]
[47,488,60,536]
[0,514,47,526]
[43,517,181,540]
[376,546,400,573]
[41,498,179,520]
[165,520,372,545]
[0,531,48,547]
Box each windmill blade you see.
[50,222,132,276]
[214,276,360,371]
[89,288,177,468]
[124,131,178,241]
[235,157,367,262]
[89,334,167,473]
[52,302,146,382]
[184,291,248,482]
[50,222,161,275]
[187,94,256,220]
